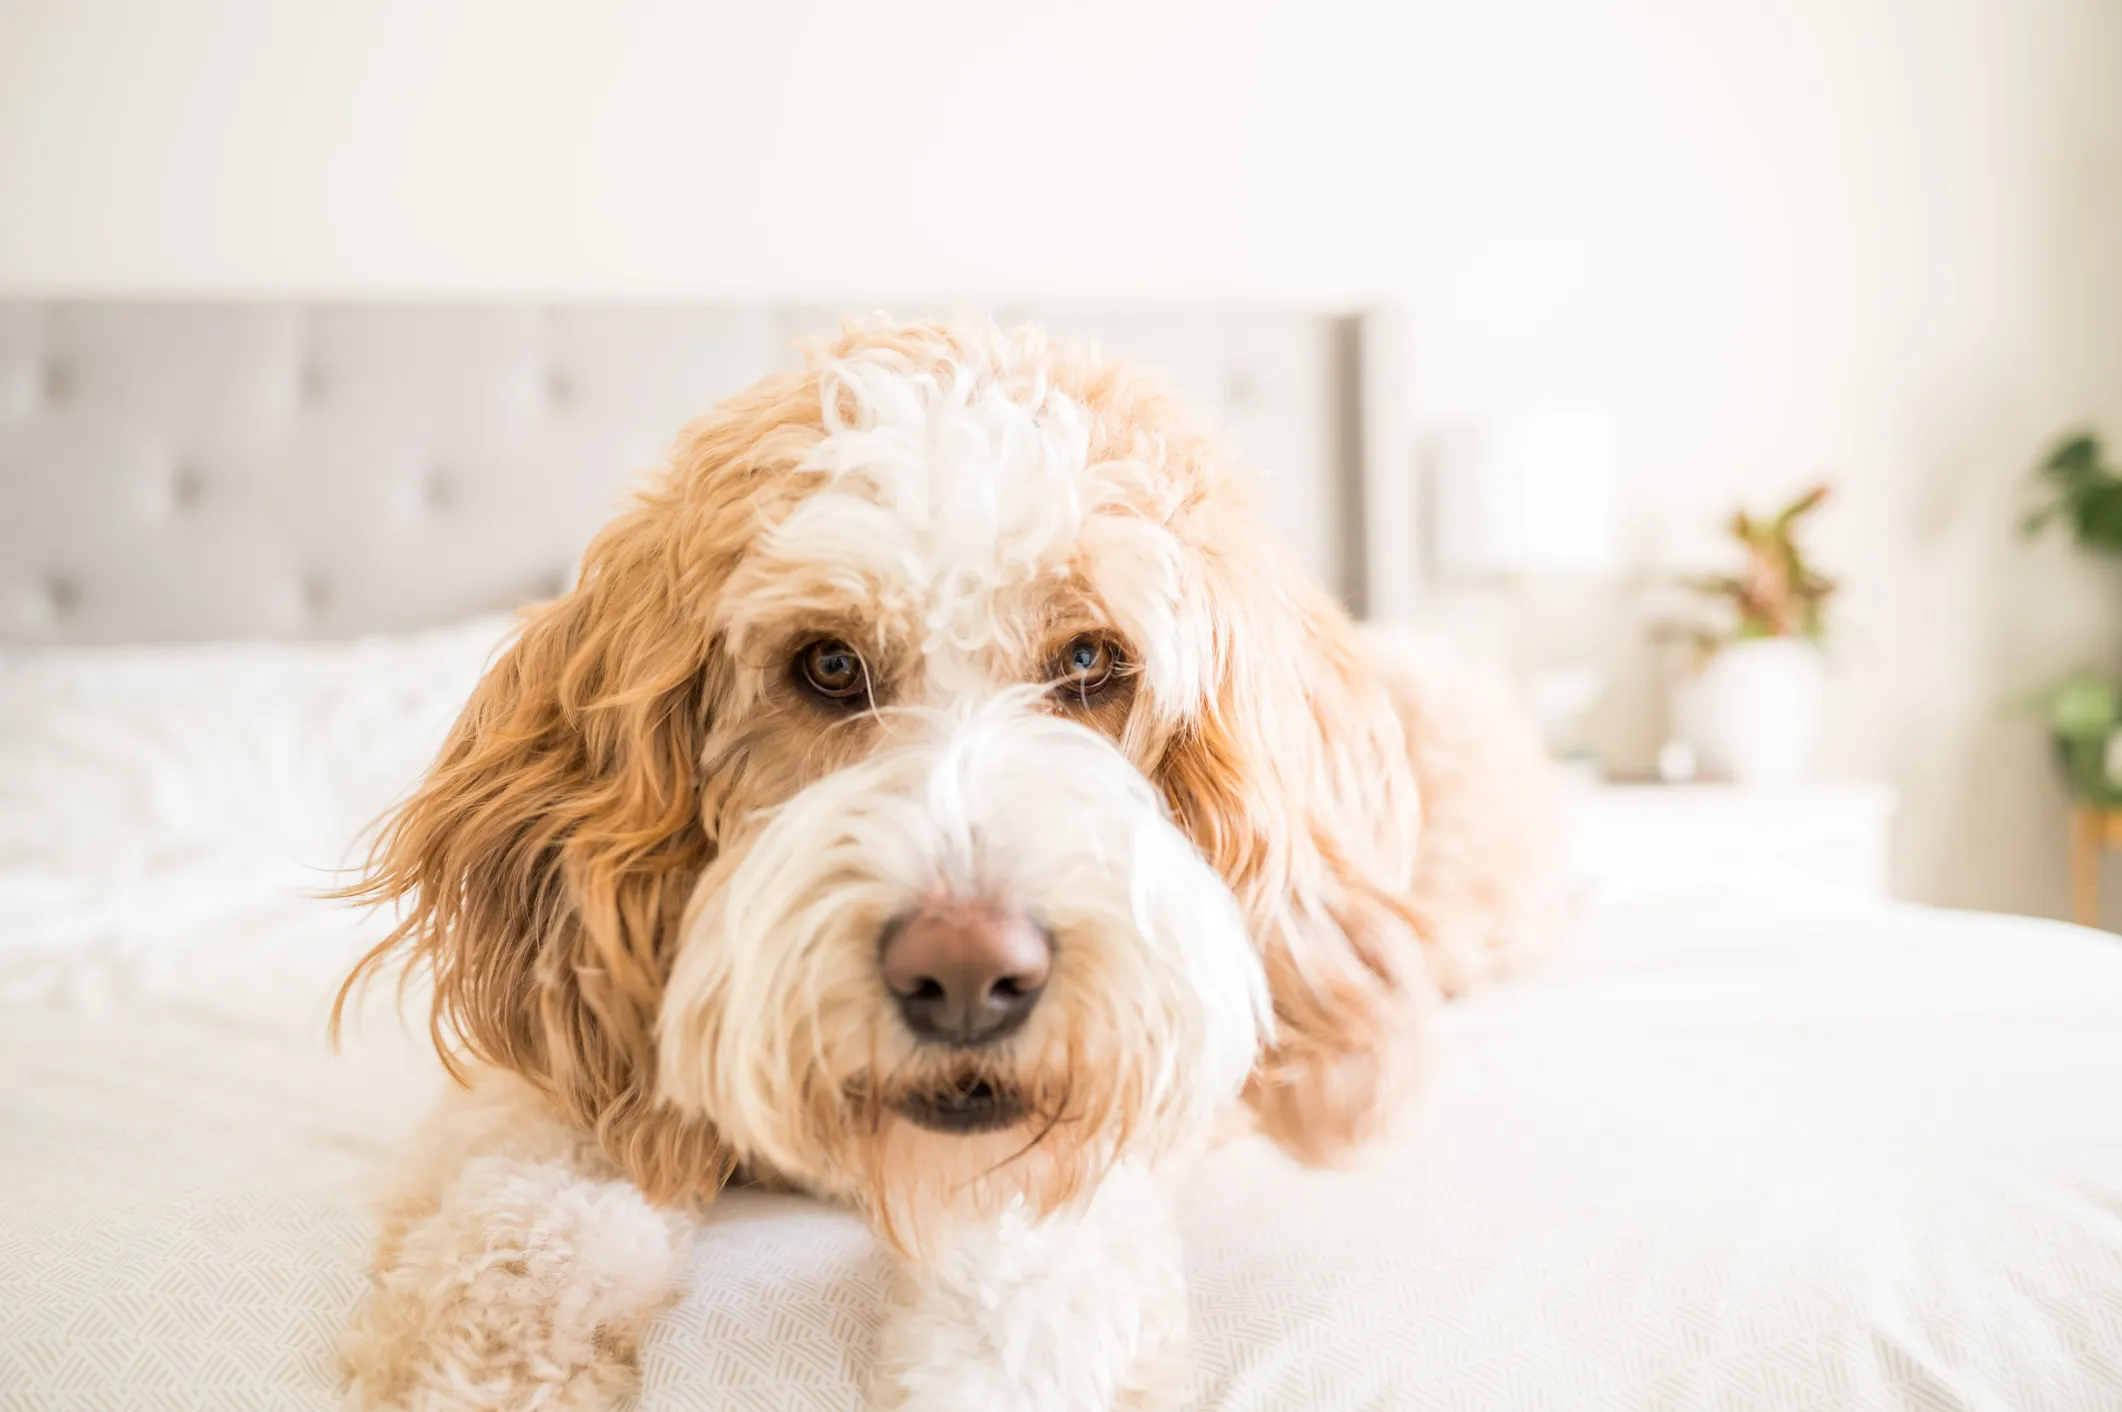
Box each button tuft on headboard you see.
[43,574,81,619]
[299,575,333,617]
[546,369,575,406]
[40,363,73,405]
[298,364,329,405]
[169,465,206,512]
[422,469,456,513]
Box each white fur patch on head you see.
[803,337,1092,653]
[714,325,1207,711]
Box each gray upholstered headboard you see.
[0,302,1408,646]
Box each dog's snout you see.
[881,899,1051,1045]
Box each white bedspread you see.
[5,892,2121,1410]
[4,628,2121,1409]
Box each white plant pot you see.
[1673,638,1825,787]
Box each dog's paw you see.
[873,1319,1187,1412]
[341,1152,689,1411]
[870,1170,1189,1412]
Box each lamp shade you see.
[1430,407,1618,578]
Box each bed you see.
[4,302,2120,1411]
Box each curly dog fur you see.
[335,316,1560,1410]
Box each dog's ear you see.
[335,488,738,1205]
[1157,532,1437,1165]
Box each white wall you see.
[4,0,2120,916]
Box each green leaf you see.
[2039,432,2102,483]
[1772,483,1830,530]
[2076,485,2122,552]
[2049,675,2120,738]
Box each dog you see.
[334,316,1560,1411]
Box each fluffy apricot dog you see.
[336,316,1559,1410]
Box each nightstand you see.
[1567,781,1898,900]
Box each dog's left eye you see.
[795,638,869,703]
[1051,634,1121,695]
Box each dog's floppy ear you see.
[1157,528,1437,1165]
[335,488,737,1205]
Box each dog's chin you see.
[893,1077,1027,1135]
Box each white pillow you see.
[0,616,514,1006]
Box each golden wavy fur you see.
[331,385,801,1203]
[335,315,1559,1410]
[338,316,1555,1194]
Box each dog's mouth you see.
[894,1076,1026,1134]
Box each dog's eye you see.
[1052,634,1120,695]
[795,638,868,702]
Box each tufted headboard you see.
[0,302,1409,646]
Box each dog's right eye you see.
[795,639,868,703]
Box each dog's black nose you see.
[881,899,1051,1045]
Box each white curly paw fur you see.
[871,1166,1189,1412]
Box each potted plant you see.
[2023,431,2122,803]
[1670,485,1838,786]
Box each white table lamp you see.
[1429,407,1619,767]
[1431,407,1618,579]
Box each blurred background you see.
[3,0,2120,921]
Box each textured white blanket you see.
[7,894,2121,1410]
[4,626,2120,1409]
